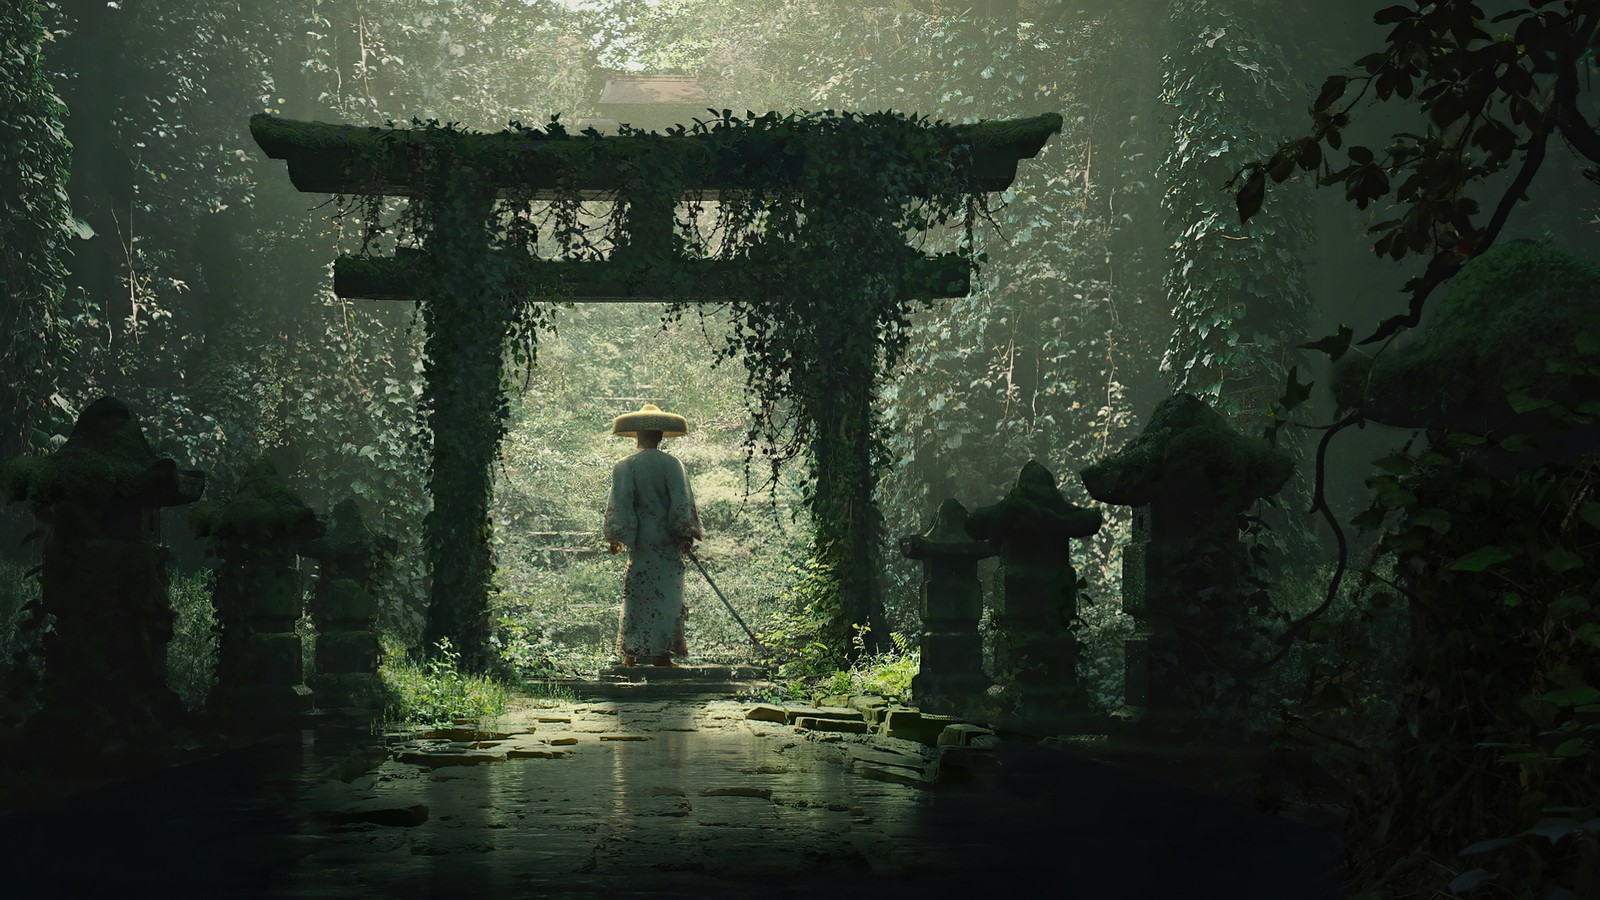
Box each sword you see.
[687,549,769,656]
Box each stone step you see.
[594,664,771,682]
[525,676,774,702]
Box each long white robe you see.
[603,449,702,659]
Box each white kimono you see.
[603,449,702,659]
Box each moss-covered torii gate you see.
[251,110,1060,670]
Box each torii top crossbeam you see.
[249,111,1062,302]
[251,112,1061,198]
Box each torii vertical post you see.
[251,112,1060,671]
[416,171,504,665]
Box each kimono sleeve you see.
[603,460,637,547]
[668,456,703,542]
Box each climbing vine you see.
[307,107,1012,664]
[667,110,989,655]
[0,0,76,459]
[1161,1,1319,569]
[1160,1,1314,411]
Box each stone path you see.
[1,693,1344,898]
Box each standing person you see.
[604,404,703,667]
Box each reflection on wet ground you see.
[1,700,1341,898]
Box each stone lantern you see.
[1081,393,1292,725]
[191,458,322,729]
[901,499,995,715]
[966,461,1102,725]
[1,397,204,745]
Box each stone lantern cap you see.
[900,498,995,561]
[190,458,321,544]
[1080,393,1292,507]
[304,497,395,561]
[966,461,1102,544]
[2,397,204,508]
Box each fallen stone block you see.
[599,734,650,741]
[930,745,999,784]
[744,704,791,723]
[883,709,962,744]
[847,744,929,771]
[395,747,506,768]
[700,786,773,800]
[795,716,870,734]
[855,762,925,786]
[322,799,429,827]
[937,723,997,747]
[849,695,890,717]
[505,747,572,760]
[547,736,579,746]
[421,725,512,741]
[786,706,864,724]
[881,708,923,741]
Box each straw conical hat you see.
[611,404,689,438]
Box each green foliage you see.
[1337,416,1600,894]
[761,554,852,688]
[763,624,921,705]
[816,10,1160,640]
[1253,559,1409,786]
[380,636,511,729]
[0,0,74,458]
[1242,1,1600,345]
[0,559,45,724]
[165,568,219,712]
[1162,3,1314,412]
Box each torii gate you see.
[250,108,1060,669]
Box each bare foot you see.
[651,654,677,667]
[622,656,636,667]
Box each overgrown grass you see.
[763,625,921,704]
[380,636,512,729]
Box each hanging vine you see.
[667,110,989,654]
[264,106,1047,665]
[0,0,76,459]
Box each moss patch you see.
[1081,393,1292,509]
[967,460,1102,543]
[190,458,319,543]
[2,398,161,504]
[1354,241,1600,428]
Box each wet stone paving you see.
[3,692,1342,898]
[298,700,936,898]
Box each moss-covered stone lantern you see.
[0,397,204,746]
[304,498,393,715]
[191,458,322,728]
[901,499,995,715]
[1081,393,1292,722]
[966,461,1102,724]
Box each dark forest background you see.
[4,2,1599,896]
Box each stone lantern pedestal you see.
[966,461,1102,730]
[1082,393,1293,731]
[901,499,995,716]
[192,459,322,730]
[305,498,392,716]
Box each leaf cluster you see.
[1236,0,1600,346]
